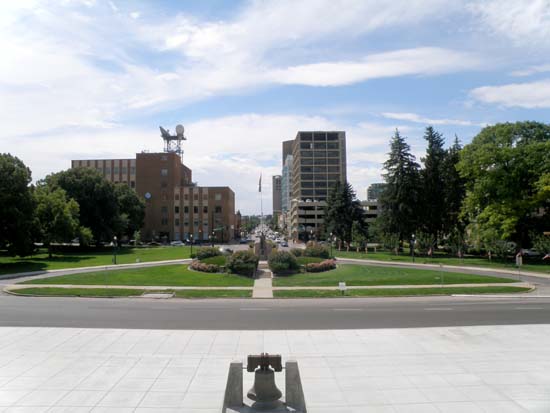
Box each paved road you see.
[1,294,549,330]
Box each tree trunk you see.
[48,243,52,259]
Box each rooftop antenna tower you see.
[159,124,186,156]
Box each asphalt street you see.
[1,293,549,330]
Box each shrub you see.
[196,247,222,260]
[290,248,304,257]
[268,251,299,274]
[303,243,330,259]
[201,255,226,266]
[227,250,259,277]
[305,259,336,273]
[189,259,219,273]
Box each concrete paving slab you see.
[0,325,549,411]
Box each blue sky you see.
[1,0,550,214]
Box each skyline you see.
[2,0,550,214]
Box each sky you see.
[1,0,550,215]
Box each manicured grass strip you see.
[296,256,324,265]
[11,287,252,298]
[335,250,550,274]
[200,256,227,266]
[11,287,145,297]
[22,264,254,287]
[273,264,514,287]
[0,246,192,275]
[174,289,252,298]
[274,286,531,298]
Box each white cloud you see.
[381,112,485,127]
[511,64,550,77]
[470,79,550,108]
[269,48,481,87]
[468,0,550,48]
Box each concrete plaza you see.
[0,325,549,412]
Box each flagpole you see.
[259,173,264,232]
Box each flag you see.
[258,174,262,192]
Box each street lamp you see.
[112,235,117,265]
[198,229,202,245]
[211,231,215,247]
[330,232,333,257]
[310,229,313,243]
[190,233,194,255]
[411,234,416,263]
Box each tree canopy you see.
[457,121,550,247]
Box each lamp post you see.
[112,235,117,265]
[198,229,202,245]
[411,234,416,263]
[330,232,333,257]
[190,233,194,255]
[211,231,215,247]
[310,229,313,243]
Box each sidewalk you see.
[252,269,273,298]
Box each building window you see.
[122,166,127,174]
[175,194,180,201]
[215,193,222,201]
[184,194,189,200]
[161,155,168,161]
[161,168,168,176]
[161,218,168,226]
[161,206,168,213]
[130,166,136,175]
[130,181,135,188]
[175,206,179,214]
[114,166,119,174]
[193,194,198,201]
[215,206,222,213]
[184,206,189,213]
[105,167,111,175]
[203,206,208,213]
[161,181,167,188]
[175,218,180,226]
[193,206,198,214]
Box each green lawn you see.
[274,286,531,298]
[335,250,550,274]
[22,264,254,287]
[272,264,514,287]
[0,246,192,275]
[200,255,227,266]
[296,256,324,265]
[11,287,252,298]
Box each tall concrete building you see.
[281,154,293,212]
[367,182,387,201]
[288,131,347,240]
[71,129,236,243]
[272,175,282,214]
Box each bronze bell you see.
[247,353,283,410]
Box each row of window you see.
[301,181,338,188]
[97,166,136,175]
[173,193,222,201]
[301,157,340,165]
[300,173,340,180]
[299,132,340,141]
[163,206,223,214]
[300,151,340,159]
[299,142,340,150]
[300,165,340,173]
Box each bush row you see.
[189,260,220,273]
[304,259,336,273]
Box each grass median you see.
[274,286,531,298]
[335,250,549,274]
[272,264,514,287]
[10,287,252,298]
[0,246,192,275]
[21,264,254,287]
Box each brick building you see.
[71,151,236,243]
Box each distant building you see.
[281,154,293,212]
[361,200,380,223]
[272,175,282,215]
[367,183,387,201]
[287,131,347,241]
[71,129,236,243]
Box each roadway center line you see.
[423,307,453,311]
[514,307,544,310]
[239,308,269,311]
[333,308,362,311]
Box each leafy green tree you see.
[420,126,446,240]
[324,181,364,249]
[114,184,145,239]
[0,154,35,256]
[34,185,80,258]
[46,168,120,244]
[379,129,421,242]
[458,121,550,247]
[352,220,368,252]
[531,232,550,256]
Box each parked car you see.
[280,241,289,247]
[522,248,541,257]
[170,240,184,246]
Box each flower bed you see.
[304,259,337,273]
[189,259,220,273]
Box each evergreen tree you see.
[441,136,466,236]
[420,126,446,240]
[324,181,365,248]
[379,129,421,242]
